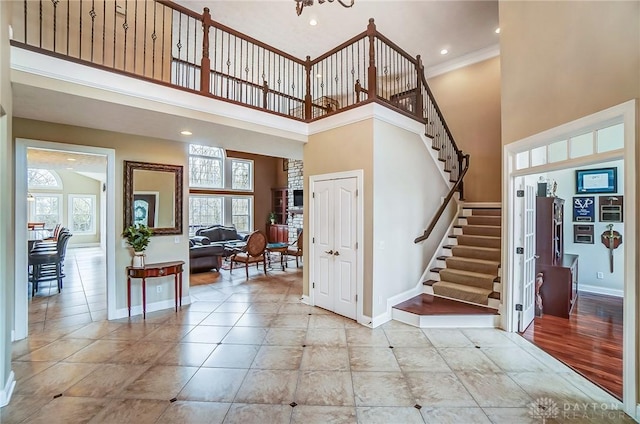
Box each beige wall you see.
[0,0,14,404]
[500,1,640,145]
[303,120,374,317]
[13,118,189,311]
[428,57,502,202]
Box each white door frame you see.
[308,169,365,325]
[501,100,636,417]
[14,138,116,340]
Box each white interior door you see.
[312,177,358,320]
[519,183,537,332]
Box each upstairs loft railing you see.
[11,0,468,240]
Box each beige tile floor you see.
[1,247,634,423]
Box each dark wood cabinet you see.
[271,188,288,225]
[268,224,289,243]
[536,197,564,266]
[535,196,578,318]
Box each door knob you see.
[333,251,340,256]
[325,250,334,255]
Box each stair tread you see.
[446,256,501,267]
[423,280,437,286]
[439,268,497,279]
[430,267,444,273]
[457,234,500,240]
[453,245,500,252]
[433,280,493,295]
[462,224,501,229]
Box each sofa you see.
[189,225,249,274]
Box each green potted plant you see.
[269,211,277,225]
[122,223,153,267]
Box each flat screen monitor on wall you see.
[293,189,303,207]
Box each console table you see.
[126,260,185,319]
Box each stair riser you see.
[444,258,499,276]
[433,283,491,306]
[419,287,501,310]
[462,226,501,237]
[466,216,501,226]
[462,208,502,217]
[439,270,495,290]
[456,235,501,249]
[436,259,502,278]
[451,246,501,262]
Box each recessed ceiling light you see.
[309,18,317,26]
[67,158,76,161]
[440,49,448,55]
[66,167,74,170]
[495,28,501,34]
[181,130,192,136]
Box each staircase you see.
[426,207,502,308]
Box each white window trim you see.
[229,195,254,232]
[68,194,97,235]
[229,158,254,192]
[29,193,63,227]
[27,168,63,190]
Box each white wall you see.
[545,159,624,296]
[372,119,450,319]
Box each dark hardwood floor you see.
[520,291,623,400]
[394,294,499,315]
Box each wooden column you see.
[414,55,424,119]
[304,55,312,120]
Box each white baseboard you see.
[113,296,191,320]
[392,308,500,328]
[579,284,623,298]
[300,295,311,305]
[370,311,391,328]
[360,315,374,328]
[0,371,16,407]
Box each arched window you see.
[27,168,62,189]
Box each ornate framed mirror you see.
[124,161,183,235]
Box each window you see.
[232,197,251,232]
[69,195,96,234]
[30,194,62,229]
[27,168,62,189]
[231,159,252,191]
[188,145,255,232]
[189,145,224,188]
[189,195,223,235]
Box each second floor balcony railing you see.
[11,0,465,186]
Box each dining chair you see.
[27,222,46,230]
[229,230,267,279]
[287,230,303,267]
[29,231,72,296]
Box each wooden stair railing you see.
[11,1,468,227]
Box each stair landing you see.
[392,294,500,328]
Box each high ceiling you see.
[176,0,500,73]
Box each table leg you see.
[142,278,146,319]
[174,274,178,312]
[179,270,183,308]
[127,276,131,317]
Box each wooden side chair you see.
[230,230,267,278]
[27,222,46,230]
[287,230,303,267]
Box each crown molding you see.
[425,44,500,79]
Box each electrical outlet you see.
[156,285,162,293]
[174,236,180,244]
[597,272,604,279]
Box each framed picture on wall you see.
[575,167,617,194]
[572,196,595,222]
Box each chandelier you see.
[295,0,355,16]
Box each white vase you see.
[132,251,145,268]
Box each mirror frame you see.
[124,160,183,235]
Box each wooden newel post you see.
[414,55,424,119]
[304,55,312,120]
[366,18,377,100]
[200,7,212,95]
